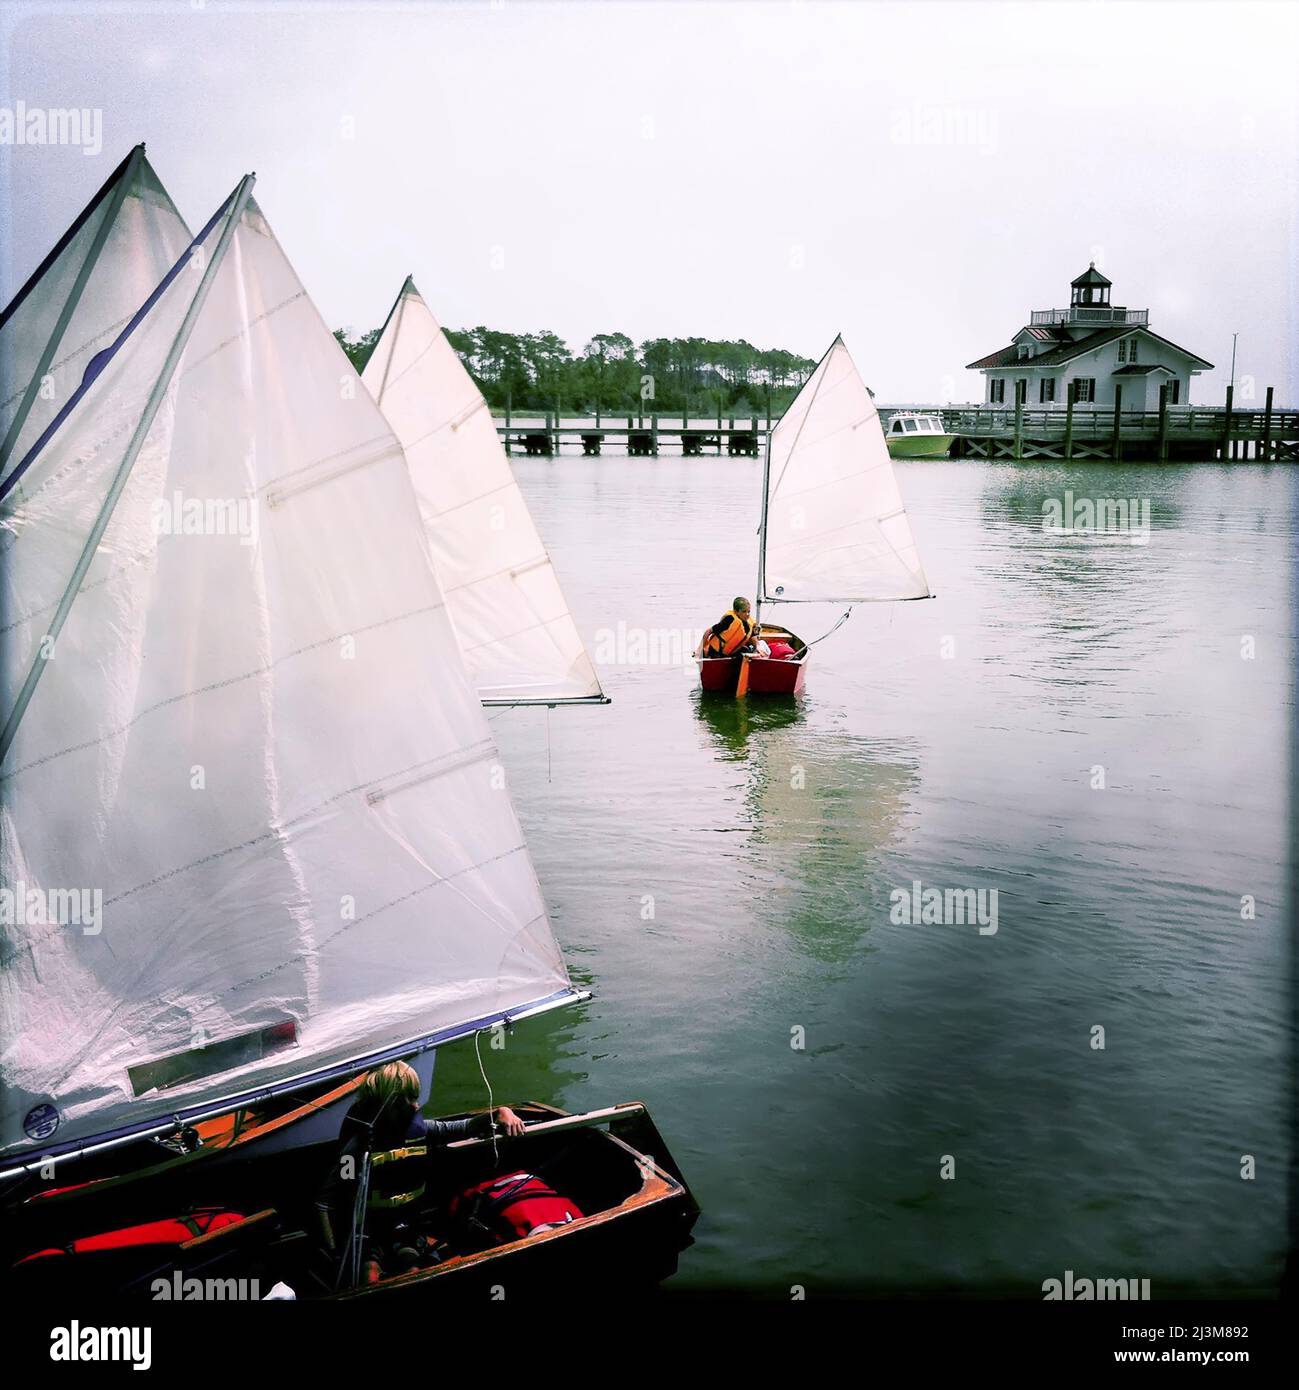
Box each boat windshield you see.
[903,418,918,432]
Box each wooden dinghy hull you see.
[3,1101,698,1301]
[697,623,808,698]
[337,1103,696,1299]
[0,1053,438,1231]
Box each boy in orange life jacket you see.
[703,596,759,657]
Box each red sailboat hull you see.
[697,625,808,697]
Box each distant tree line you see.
[334,325,818,416]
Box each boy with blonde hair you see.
[315,1059,524,1262]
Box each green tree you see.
[337,320,818,417]
[333,326,382,372]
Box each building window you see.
[1129,338,1138,363]
[1075,378,1096,403]
[990,378,1005,404]
[1017,343,1031,359]
[1117,338,1126,363]
[1040,378,1055,403]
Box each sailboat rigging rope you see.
[793,607,853,658]
[474,1028,500,1168]
[353,1152,371,1288]
[336,1087,401,1290]
[336,1145,372,1291]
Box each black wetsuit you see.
[314,1099,494,1259]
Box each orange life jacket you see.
[704,610,757,657]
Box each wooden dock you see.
[947,386,1297,463]
[495,411,766,456]
[493,387,1296,462]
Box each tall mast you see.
[370,273,413,402]
[755,336,840,626]
[0,145,144,475]
[755,426,772,629]
[0,174,255,765]
[362,277,607,706]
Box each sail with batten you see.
[760,335,931,604]
[361,278,605,706]
[0,176,579,1172]
[0,144,192,489]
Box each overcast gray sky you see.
[2,0,1296,402]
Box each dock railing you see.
[948,404,1298,441]
[486,399,1296,461]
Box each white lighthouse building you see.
[967,265,1213,410]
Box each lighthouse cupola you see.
[1070,262,1112,308]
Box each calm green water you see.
[433,457,1294,1296]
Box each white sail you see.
[1,145,191,486]
[0,181,576,1166]
[761,336,930,604]
[362,279,604,704]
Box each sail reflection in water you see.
[694,694,922,966]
